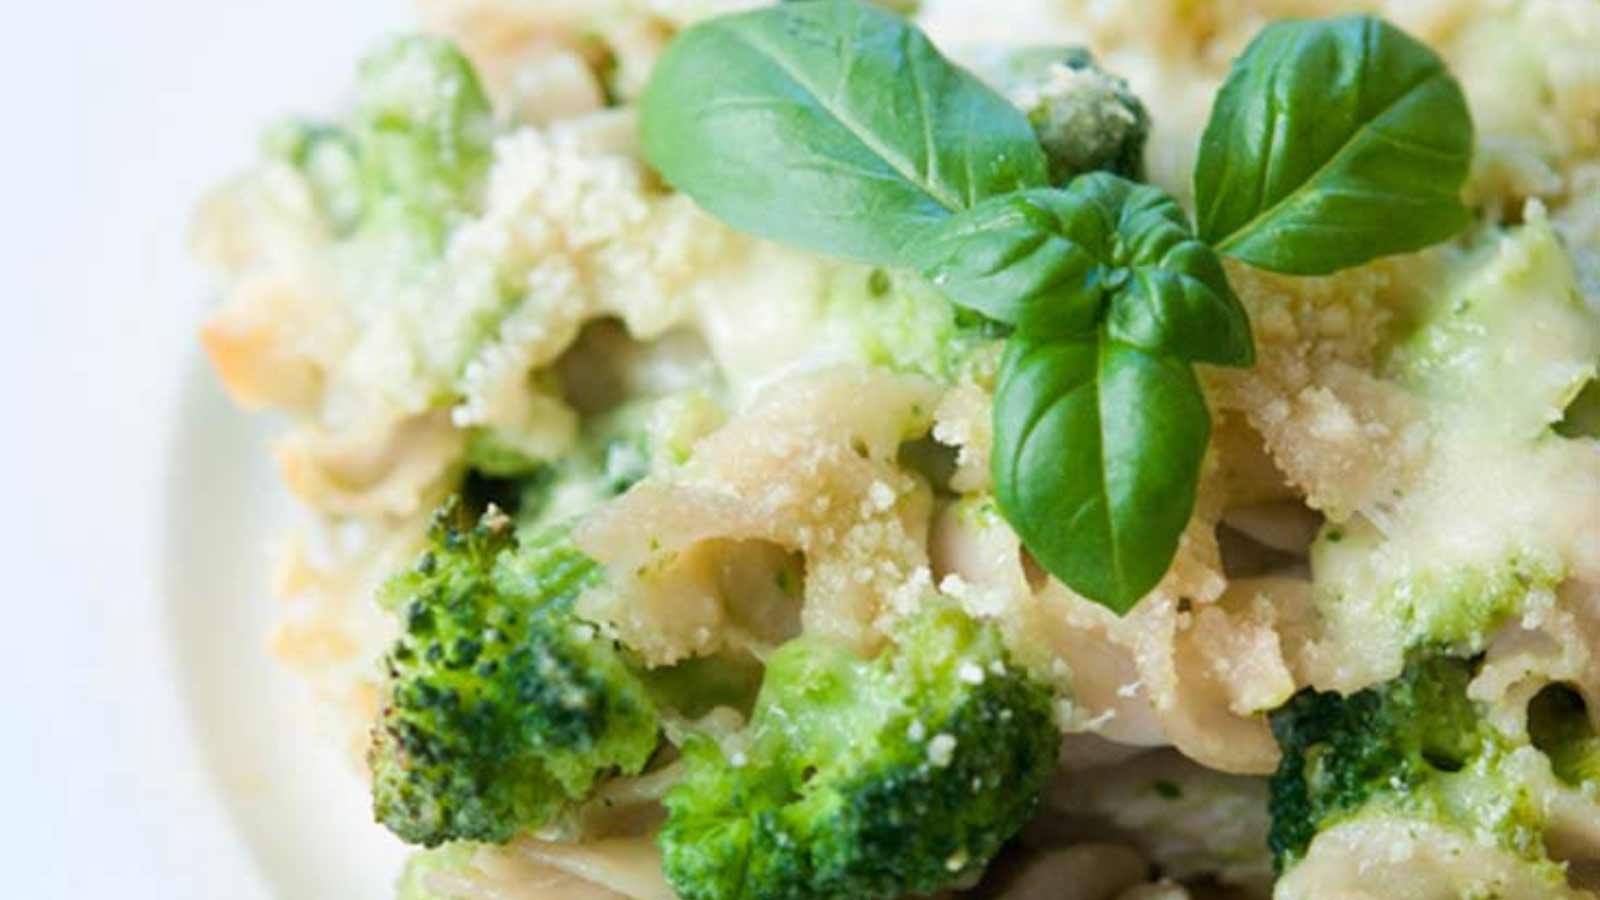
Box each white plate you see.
[164,356,409,900]
[11,1,409,896]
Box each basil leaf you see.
[1194,15,1473,275]
[992,334,1210,611]
[1078,175,1254,366]
[921,174,1252,365]
[915,188,1109,330]
[640,0,1048,267]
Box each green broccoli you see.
[261,122,367,233]
[1267,655,1557,876]
[353,35,494,239]
[267,35,493,247]
[466,394,683,531]
[978,47,1150,184]
[369,499,660,847]
[395,843,476,900]
[658,606,1060,900]
[463,426,648,521]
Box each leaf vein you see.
[723,22,965,212]
[1215,66,1448,254]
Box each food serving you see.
[193,0,1600,897]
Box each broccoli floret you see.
[1528,685,1600,790]
[489,399,672,531]
[978,47,1149,184]
[369,499,660,847]
[1268,656,1555,874]
[464,328,726,510]
[261,121,367,232]
[396,843,476,900]
[353,36,494,239]
[267,35,493,248]
[1268,656,1481,866]
[658,606,1059,900]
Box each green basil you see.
[640,2,1479,617]
[992,334,1210,611]
[915,187,1107,329]
[1194,15,1473,274]
[922,174,1253,366]
[640,0,1047,267]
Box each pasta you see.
[577,367,940,659]
[1275,815,1592,900]
[1046,749,1275,892]
[194,0,1600,896]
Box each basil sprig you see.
[641,0,1473,613]
[920,178,1252,363]
[934,177,1251,610]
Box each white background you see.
[3,1,408,896]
